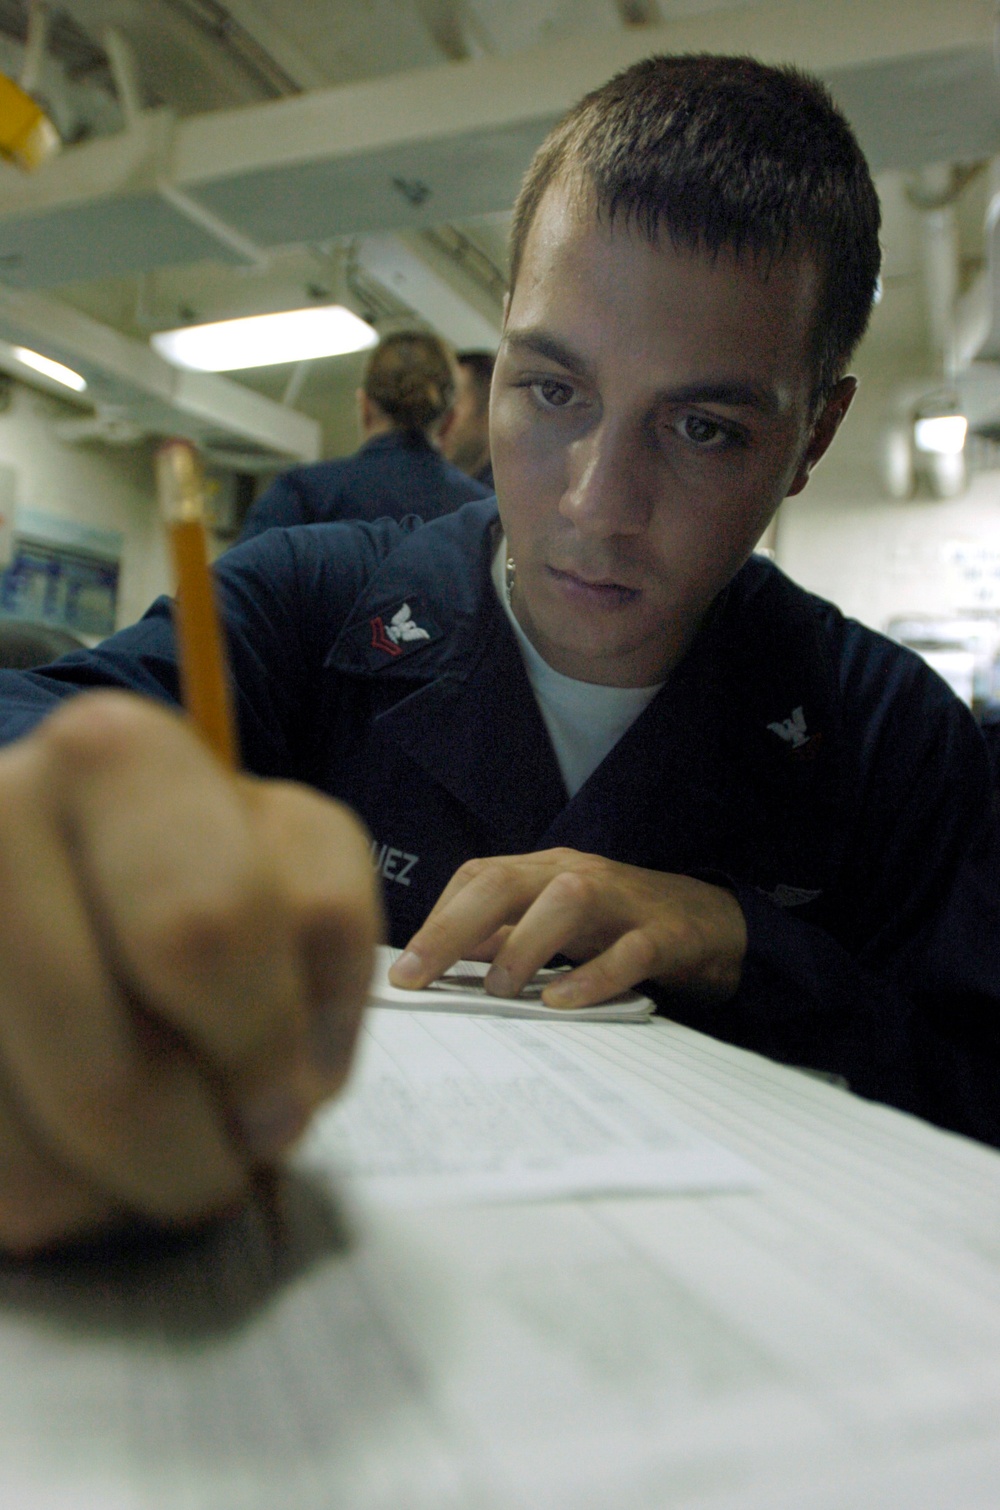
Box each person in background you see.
[237,330,489,543]
[439,349,496,490]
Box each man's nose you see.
[559,419,650,537]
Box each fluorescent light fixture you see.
[151,306,378,372]
[914,414,968,455]
[13,346,86,392]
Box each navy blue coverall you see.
[2,500,998,1145]
[238,429,489,543]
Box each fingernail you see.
[485,964,514,998]
[544,978,583,1007]
[236,1091,308,1159]
[389,949,424,986]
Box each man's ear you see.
[357,389,375,432]
[786,376,858,497]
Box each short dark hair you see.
[509,54,881,404]
[456,350,495,412]
[363,330,455,433]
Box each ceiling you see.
[0,0,995,465]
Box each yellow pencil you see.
[155,439,285,1236]
[155,438,239,769]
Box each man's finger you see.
[541,928,661,1008]
[481,868,610,999]
[390,855,546,986]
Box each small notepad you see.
[369,945,653,1021]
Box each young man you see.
[0,55,997,1255]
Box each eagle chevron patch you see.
[344,597,443,670]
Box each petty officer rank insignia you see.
[341,597,443,671]
[766,703,824,761]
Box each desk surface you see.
[3,1011,1000,1510]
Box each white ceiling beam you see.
[173,0,995,178]
[0,0,992,290]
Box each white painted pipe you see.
[952,269,992,375]
[103,27,145,128]
[282,361,310,408]
[920,202,959,374]
[20,1,50,97]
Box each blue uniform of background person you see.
[238,429,489,543]
[2,498,999,1149]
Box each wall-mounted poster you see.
[0,509,122,638]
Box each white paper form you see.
[296,1008,760,1206]
[5,1015,1000,1510]
[370,945,653,1020]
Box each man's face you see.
[490,180,850,686]
[440,362,490,475]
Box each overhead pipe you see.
[881,165,986,500]
[102,27,145,129]
[20,2,50,97]
[904,163,983,380]
[952,267,991,375]
[281,360,309,409]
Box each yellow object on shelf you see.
[0,72,59,170]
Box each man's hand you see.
[0,692,381,1257]
[388,847,746,1007]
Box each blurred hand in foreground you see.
[0,692,380,1257]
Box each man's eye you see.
[534,379,574,408]
[679,414,729,447]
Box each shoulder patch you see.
[766,704,824,759]
[346,597,443,670]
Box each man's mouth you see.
[545,565,640,606]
